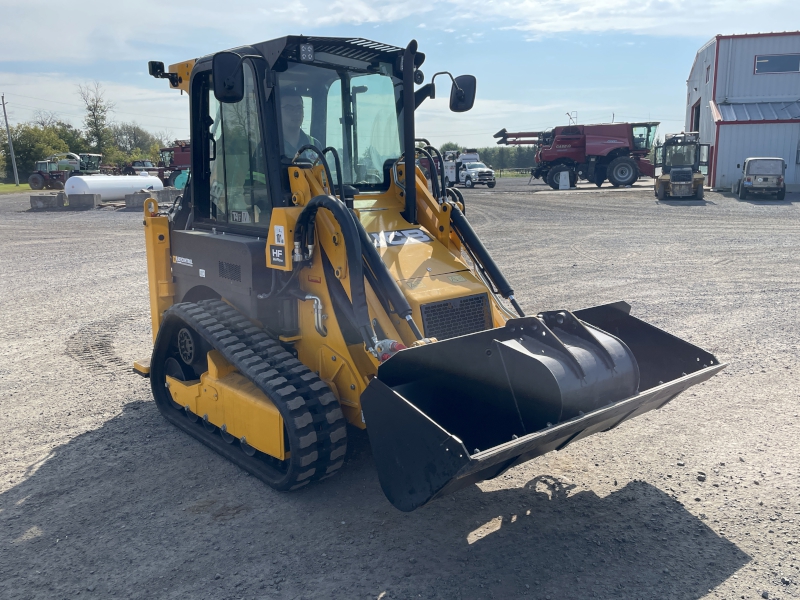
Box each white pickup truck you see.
[443,151,496,188]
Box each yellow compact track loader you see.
[137,36,725,511]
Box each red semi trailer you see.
[495,122,659,189]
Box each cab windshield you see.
[277,61,402,190]
[82,155,101,170]
[632,125,657,151]
[664,144,696,166]
[467,162,487,169]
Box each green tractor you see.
[653,132,709,200]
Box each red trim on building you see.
[711,37,721,187]
[718,31,800,40]
[712,121,721,188]
[717,119,800,125]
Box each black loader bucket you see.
[361,301,725,511]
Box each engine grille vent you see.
[219,261,242,282]
[670,168,692,183]
[421,293,492,340]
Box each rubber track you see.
[156,299,347,490]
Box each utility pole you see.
[1,94,20,186]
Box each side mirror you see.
[737,164,741,169]
[449,75,476,113]
[213,51,245,103]
[148,61,165,78]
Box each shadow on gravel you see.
[0,405,749,600]
[656,199,717,207]
[718,191,800,205]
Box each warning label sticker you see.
[274,225,285,245]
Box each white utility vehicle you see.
[732,157,786,200]
[443,150,496,188]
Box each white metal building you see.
[685,32,800,191]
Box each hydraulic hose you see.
[294,195,376,348]
[449,204,525,317]
[446,186,465,214]
[322,146,347,204]
[293,144,336,198]
[424,144,447,203]
[415,147,441,202]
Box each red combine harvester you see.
[158,139,191,187]
[495,122,659,189]
[119,140,191,188]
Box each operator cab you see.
[654,132,709,174]
[160,36,473,235]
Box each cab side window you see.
[207,62,271,227]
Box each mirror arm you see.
[431,71,463,99]
[222,54,265,91]
[414,83,435,110]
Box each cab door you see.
[699,144,710,176]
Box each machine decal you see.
[174,256,193,267]
[274,225,285,245]
[230,211,251,224]
[370,228,432,248]
[270,245,286,267]
[199,269,206,278]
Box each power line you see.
[5,92,188,122]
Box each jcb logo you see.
[369,228,432,248]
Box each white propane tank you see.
[65,172,164,201]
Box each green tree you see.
[112,122,158,154]
[78,81,114,155]
[8,124,69,177]
[439,141,461,152]
[54,121,89,154]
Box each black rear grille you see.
[670,168,692,183]
[421,293,492,340]
[219,261,242,282]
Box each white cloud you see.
[0,1,432,63]
[0,72,189,138]
[2,0,798,65]
[455,0,799,37]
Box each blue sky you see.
[2,0,798,147]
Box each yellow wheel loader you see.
[136,36,725,511]
[653,132,709,200]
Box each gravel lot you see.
[1,179,798,600]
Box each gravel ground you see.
[1,179,798,600]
